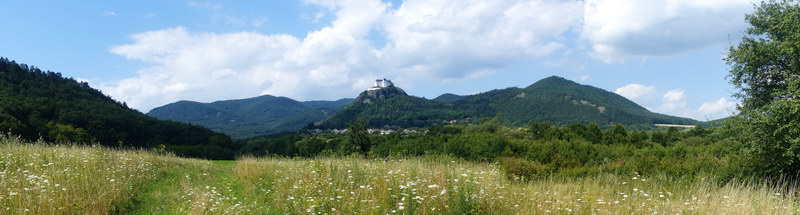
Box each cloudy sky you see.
[0,0,754,120]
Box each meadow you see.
[1,135,798,214]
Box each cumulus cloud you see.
[104,0,584,111]
[102,11,117,16]
[659,89,687,112]
[582,0,752,62]
[697,97,737,119]
[615,84,658,102]
[616,84,735,120]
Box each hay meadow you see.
[0,135,797,214]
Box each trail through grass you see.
[1,135,798,214]
[127,160,247,214]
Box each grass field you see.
[1,136,798,214]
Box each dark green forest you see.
[148,95,353,139]
[316,76,697,130]
[0,58,238,159]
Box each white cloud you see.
[615,84,735,120]
[105,0,585,111]
[697,97,737,119]
[102,11,117,16]
[380,0,583,79]
[145,13,156,18]
[582,0,752,62]
[615,83,658,102]
[659,89,687,112]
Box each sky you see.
[0,0,756,121]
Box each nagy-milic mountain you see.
[148,95,353,139]
[0,58,238,159]
[317,76,696,128]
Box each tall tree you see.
[347,118,371,157]
[726,0,800,177]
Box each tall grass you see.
[230,157,800,214]
[1,134,798,214]
[0,135,203,214]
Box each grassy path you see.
[126,160,246,214]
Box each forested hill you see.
[0,58,237,159]
[317,86,464,128]
[147,95,353,139]
[483,76,697,126]
[317,76,697,128]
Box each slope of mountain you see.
[477,76,697,126]
[0,58,236,159]
[147,95,353,139]
[318,76,697,128]
[316,86,465,128]
[433,93,464,103]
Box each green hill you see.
[433,93,464,102]
[0,58,236,159]
[147,95,353,139]
[488,76,697,126]
[316,86,465,128]
[318,76,697,128]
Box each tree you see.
[529,122,551,140]
[725,0,800,177]
[346,118,371,157]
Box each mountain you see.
[147,95,353,139]
[433,93,464,103]
[0,58,236,159]
[317,76,697,128]
[316,86,465,128]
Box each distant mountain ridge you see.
[150,76,697,137]
[147,95,353,139]
[317,76,697,128]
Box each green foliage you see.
[347,118,371,156]
[46,122,94,144]
[318,76,697,130]
[147,95,353,139]
[0,58,237,159]
[725,0,800,178]
[433,93,464,102]
[240,122,738,180]
[318,87,465,128]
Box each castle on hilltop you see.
[368,78,394,91]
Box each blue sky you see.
[0,0,754,120]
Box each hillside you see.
[433,93,464,102]
[317,86,465,128]
[148,95,353,139]
[485,76,697,126]
[318,76,696,128]
[0,58,236,159]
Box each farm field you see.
[1,135,798,214]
